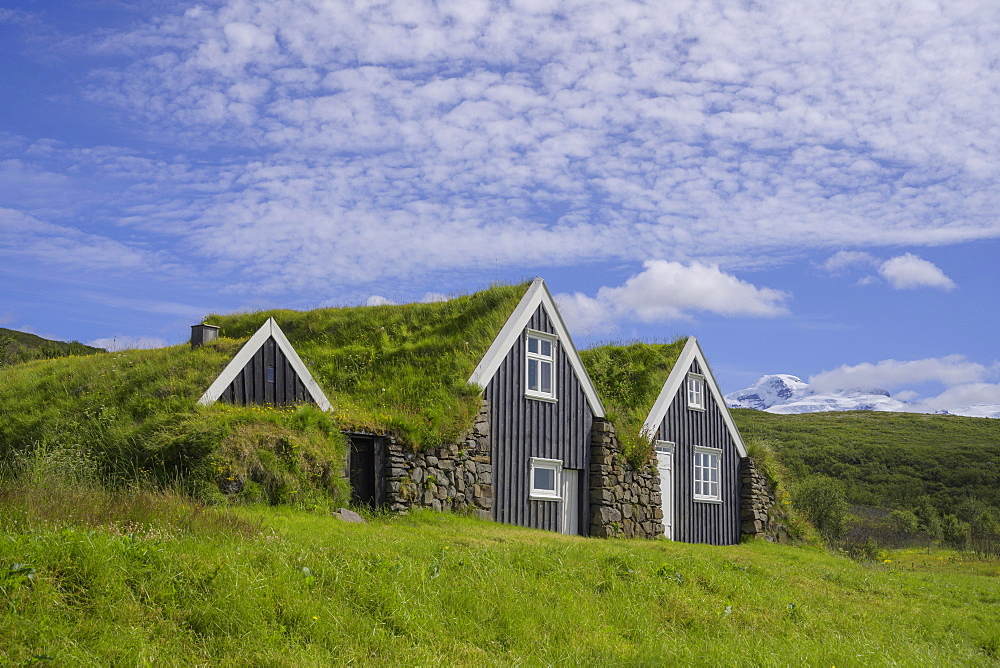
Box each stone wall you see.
[739,457,789,542]
[589,419,664,539]
[383,401,493,518]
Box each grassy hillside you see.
[0,327,102,368]
[1,478,998,665]
[732,409,1000,510]
[0,283,527,506]
[0,341,348,506]
[732,409,1000,551]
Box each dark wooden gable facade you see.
[644,338,747,546]
[484,304,595,533]
[198,317,332,411]
[470,278,606,536]
[220,335,311,407]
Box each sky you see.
[2,0,999,414]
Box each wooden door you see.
[656,442,674,540]
[349,435,383,507]
[560,468,579,535]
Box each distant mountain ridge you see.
[725,373,1000,419]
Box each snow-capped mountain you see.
[725,374,908,414]
[726,374,1000,418]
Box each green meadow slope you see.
[731,409,1000,512]
[0,327,102,368]
[1,482,998,666]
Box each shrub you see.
[793,475,848,543]
[914,496,943,540]
[942,514,971,550]
[885,509,920,534]
[971,509,1000,539]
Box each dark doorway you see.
[348,434,384,507]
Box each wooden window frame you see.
[524,330,557,402]
[693,446,722,503]
[529,457,563,501]
[686,373,706,411]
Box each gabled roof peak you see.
[197,317,331,411]
[643,337,746,457]
[469,279,605,417]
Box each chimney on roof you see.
[190,323,220,349]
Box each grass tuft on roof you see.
[581,338,687,465]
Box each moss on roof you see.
[205,282,530,447]
[581,339,687,463]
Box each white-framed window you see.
[693,446,722,502]
[530,457,562,500]
[525,330,557,401]
[687,373,705,410]
[655,440,675,454]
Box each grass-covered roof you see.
[204,282,530,446]
[0,283,529,506]
[580,339,688,462]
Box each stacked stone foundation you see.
[739,458,784,541]
[383,401,493,518]
[589,419,664,539]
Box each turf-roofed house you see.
[198,281,770,542]
[583,337,751,545]
[200,279,613,536]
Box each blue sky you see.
[2,0,999,413]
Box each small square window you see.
[525,331,557,401]
[693,446,722,502]
[266,366,276,383]
[687,374,705,410]
[530,458,562,500]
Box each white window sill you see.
[525,392,557,403]
[530,492,561,501]
[694,497,724,504]
[687,404,706,412]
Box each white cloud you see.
[421,292,449,303]
[87,335,168,351]
[878,253,956,290]
[0,207,155,272]
[821,250,877,273]
[914,383,1000,414]
[5,0,1000,298]
[557,259,789,333]
[809,355,990,393]
[365,295,395,306]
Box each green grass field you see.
[2,477,998,666]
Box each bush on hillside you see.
[914,496,944,540]
[942,514,972,550]
[793,475,848,542]
[886,509,920,534]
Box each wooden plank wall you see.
[220,336,311,407]
[656,358,742,545]
[485,306,593,534]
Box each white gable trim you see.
[197,317,332,411]
[642,337,747,458]
[468,278,606,417]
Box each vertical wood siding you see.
[485,306,593,534]
[656,358,741,545]
[220,337,311,407]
